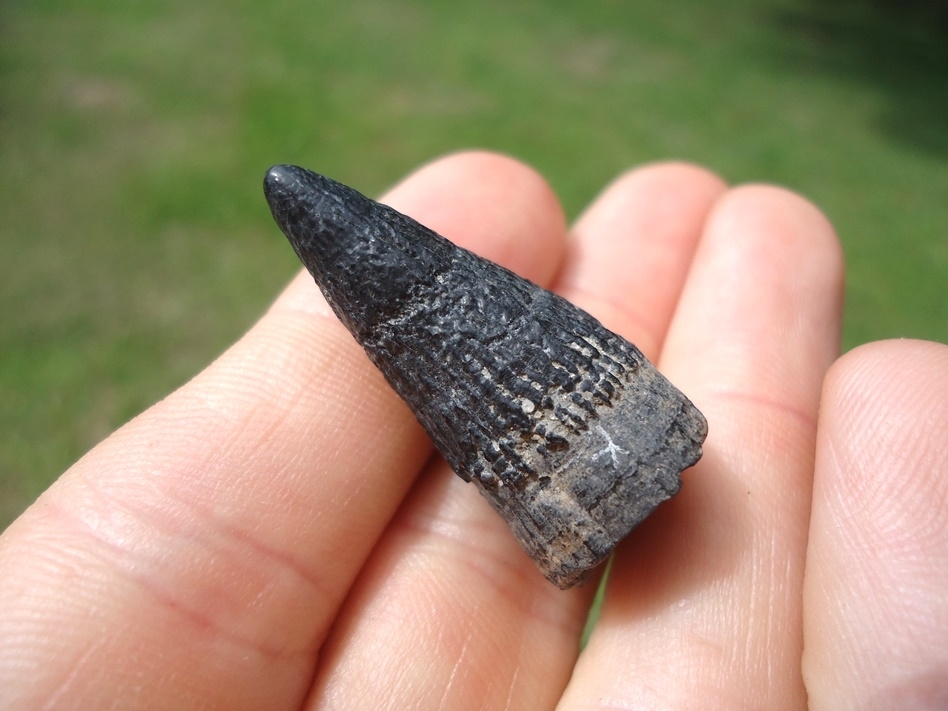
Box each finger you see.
[803,340,948,711]
[558,161,727,358]
[306,163,724,710]
[0,151,559,709]
[560,186,844,708]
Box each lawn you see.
[1,0,946,527]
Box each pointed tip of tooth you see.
[263,164,329,245]
[263,164,381,283]
[263,165,351,215]
[263,164,302,198]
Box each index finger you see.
[0,151,565,709]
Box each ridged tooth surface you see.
[264,164,708,589]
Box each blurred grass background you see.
[1,0,946,528]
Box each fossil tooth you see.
[263,164,707,589]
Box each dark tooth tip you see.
[262,165,708,589]
[263,164,309,215]
[264,164,287,197]
[264,163,298,189]
[263,165,295,222]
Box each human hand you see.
[1,152,945,710]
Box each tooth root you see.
[264,164,708,589]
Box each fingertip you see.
[805,338,948,710]
[601,160,726,199]
[559,160,726,358]
[663,181,845,410]
[410,149,562,212]
[382,150,568,285]
[710,183,844,282]
[823,338,948,408]
[572,160,726,243]
[816,338,948,519]
[717,185,845,358]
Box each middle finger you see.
[306,160,725,710]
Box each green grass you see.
[1,0,946,527]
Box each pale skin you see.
[1,152,945,710]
